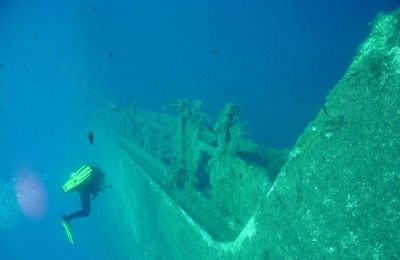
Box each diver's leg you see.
[80,190,91,215]
[63,191,91,222]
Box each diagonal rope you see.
[16,29,116,109]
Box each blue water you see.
[0,0,398,259]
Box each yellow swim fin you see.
[62,165,93,193]
[61,220,74,245]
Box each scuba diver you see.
[61,165,109,244]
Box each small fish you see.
[109,51,113,59]
[88,131,94,144]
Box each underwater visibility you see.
[0,1,400,259]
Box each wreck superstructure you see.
[97,100,286,243]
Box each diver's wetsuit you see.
[63,166,105,222]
